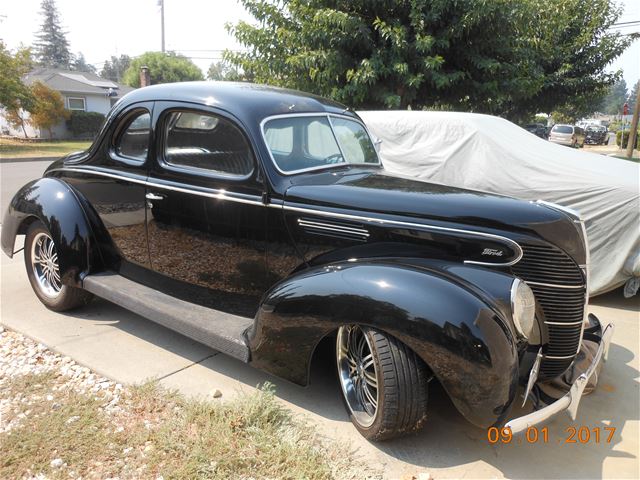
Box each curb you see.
[0,156,59,164]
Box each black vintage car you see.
[1,82,613,440]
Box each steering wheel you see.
[324,153,345,164]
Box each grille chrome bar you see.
[511,241,587,377]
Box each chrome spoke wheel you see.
[337,325,379,427]
[31,232,62,298]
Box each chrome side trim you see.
[52,166,148,186]
[272,203,524,266]
[525,281,585,290]
[50,167,265,207]
[298,219,370,237]
[53,166,523,266]
[505,322,614,433]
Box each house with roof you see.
[0,68,135,139]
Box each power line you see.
[610,20,640,27]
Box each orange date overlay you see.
[487,426,616,444]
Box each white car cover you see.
[358,110,640,296]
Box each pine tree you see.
[34,0,72,69]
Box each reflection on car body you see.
[0,82,613,441]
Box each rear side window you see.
[163,111,253,178]
[552,125,573,134]
[115,111,151,161]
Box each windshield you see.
[263,115,379,174]
[552,125,573,134]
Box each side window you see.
[306,118,341,159]
[115,111,151,162]
[163,110,254,177]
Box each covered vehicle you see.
[359,110,639,296]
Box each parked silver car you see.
[549,124,585,147]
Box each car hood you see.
[284,167,584,260]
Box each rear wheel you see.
[24,221,93,311]
[336,325,429,441]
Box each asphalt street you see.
[0,158,55,215]
[0,158,639,479]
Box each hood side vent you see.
[297,217,370,242]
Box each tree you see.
[71,52,96,73]
[122,52,203,87]
[100,55,131,82]
[600,79,628,115]
[513,0,633,120]
[1,42,35,137]
[226,0,633,119]
[34,0,72,68]
[206,60,244,81]
[29,81,69,138]
[0,42,34,110]
[628,80,639,114]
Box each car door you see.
[59,103,153,277]
[145,103,269,317]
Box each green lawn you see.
[0,139,91,159]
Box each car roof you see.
[118,81,356,123]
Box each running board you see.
[83,273,251,362]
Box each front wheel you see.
[336,325,429,441]
[24,221,93,311]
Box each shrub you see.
[67,111,106,139]
[615,130,640,149]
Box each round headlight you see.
[510,279,537,339]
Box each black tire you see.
[24,221,93,312]
[336,325,429,441]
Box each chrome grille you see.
[511,244,586,377]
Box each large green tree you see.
[122,52,203,87]
[34,0,72,68]
[600,79,628,115]
[226,0,633,119]
[101,55,132,82]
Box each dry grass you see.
[0,139,91,159]
[0,375,375,480]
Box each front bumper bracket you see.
[505,321,614,434]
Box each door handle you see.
[146,192,165,201]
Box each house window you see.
[67,97,86,111]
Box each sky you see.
[0,0,638,90]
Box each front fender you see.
[248,258,520,428]
[1,178,96,287]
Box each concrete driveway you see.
[0,159,638,478]
[1,234,638,479]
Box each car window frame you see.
[260,112,382,176]
[110,106,154,166]
[157,106,256,181]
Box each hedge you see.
[615,130,640,149]
[67,111,106,139]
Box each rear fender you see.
[248,258,520,428]
[1,178,98,287]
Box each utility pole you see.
[627,85,640,159]
[159,0,165,53]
